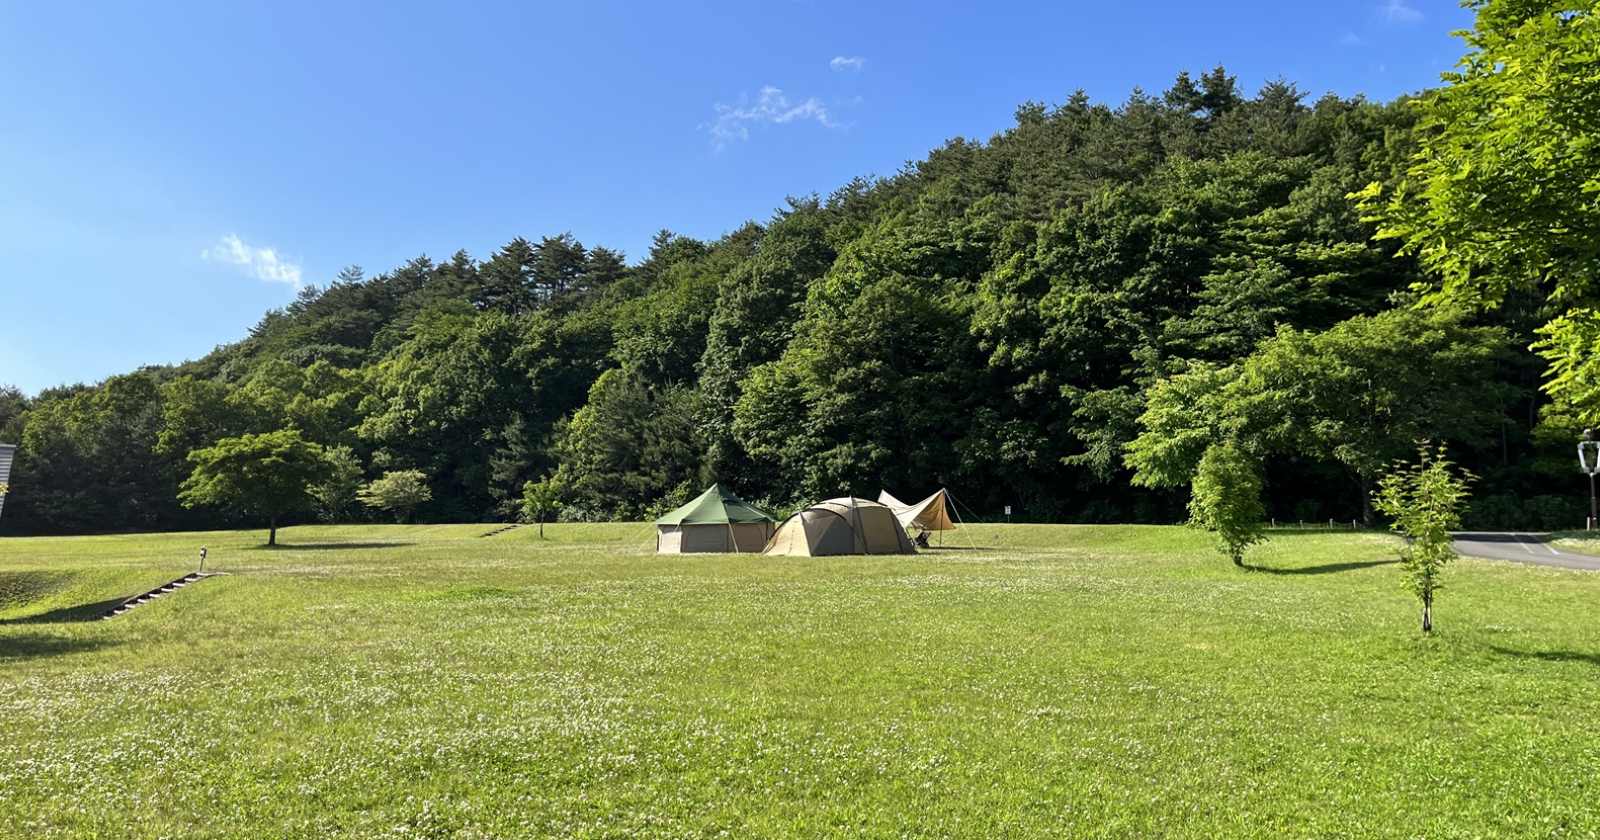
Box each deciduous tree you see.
[358,470,432,523]
[1361,2,1600,410]
[309,446,364,522]
[1187,442,1266,566]
[178,430,331,546]
[520,477,562,539]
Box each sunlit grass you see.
[1549,530,1600,556]
[2,523,1597,838]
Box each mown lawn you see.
[1550,531,1600,557]
[1,523,1597,838]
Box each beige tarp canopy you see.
[878,488,957,532]
[763,498,916,557]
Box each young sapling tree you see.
[1373,443,1473,633]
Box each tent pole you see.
[638,519,666,554]
[853,496,863,554]
[945,489,984,551]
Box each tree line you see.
[1,2,1590,535]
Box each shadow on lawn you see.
[1490,645,1600,668]
[247,542,414,551]
[1454,532,1555,543]
[1249,559,1398,575]
[0,597,130,625]
[0,631,118,661]
[1264,528,1385,538]
[0,571,69,605]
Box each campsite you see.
[5,0,1600,836]
[5,522,1600,837]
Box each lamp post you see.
[1579,430,1600,530]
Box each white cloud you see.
[1339,31,1365,46]
[202,234,303,289]
[1379,0,1422,23]
[705,86,837,148]
[829,55,865,72]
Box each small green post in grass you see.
[1374,442,1473,633]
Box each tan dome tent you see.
[655,484,775,554]
[878,488,957,533]
[763,497,916,556]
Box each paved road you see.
[1453,532,1600,571]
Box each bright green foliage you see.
[697,202,836,482]
[14,374,176,533]
[308,446,364,522]
[357,470,432,523]
[552,369,702,520]
[236,360,366,448]
[0,384,26,441]
[1126,363,1241,490]
[1373,443,1474,633]
[732,212,995,503]
[157,361,365,461]
[1187,442,1267,565]
[357,305,521,502]
[519,477,562,538]
[178,430,331,546]
[610,227,757,385]
[1128,309,1509,520]
[1361,1,1600,407]
[156,376,267,459]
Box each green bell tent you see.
[655,484,775,554]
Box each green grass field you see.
[1550,531,1600,557]
[2,524,1598,839]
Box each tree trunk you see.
[1359,474,1375,525]
[268,515,278,547]
[539,519,545,540]
[1421,592,1433,633]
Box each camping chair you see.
[913,530,930,548]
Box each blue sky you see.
[0,0,1474,395]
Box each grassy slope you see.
[1,524,1597,839]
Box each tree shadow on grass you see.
[0,597,130,625]
[0,632,119,662]
[1489,645,1600,668]
[1454,532,1555,543]
[0,571,69,606]
[1264,529,1383,538]
[1248,559,1398,575]
[245,542,414,551]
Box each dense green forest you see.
[3,7,1593,535]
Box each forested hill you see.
[0,68,1569,534]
